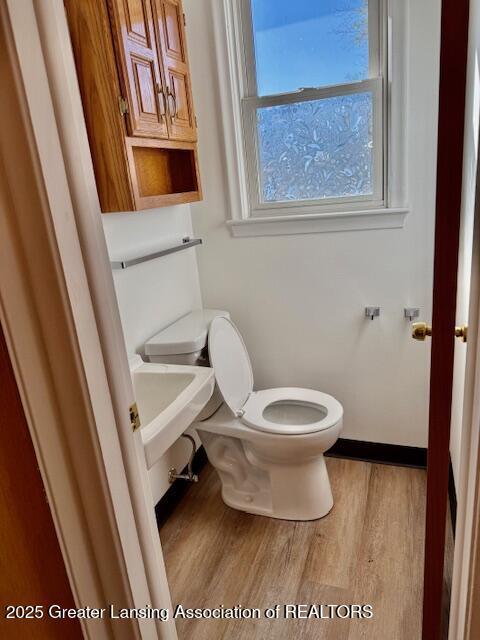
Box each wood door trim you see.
[465,294,480,636]
[1,2,160,636]
[423,0,470,637]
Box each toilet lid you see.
[208,317,254,415]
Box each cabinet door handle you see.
[156,84,167,117]
[167,87,178,121]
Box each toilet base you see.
[198,430,334,521]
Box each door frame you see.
[0,1,176,638]
[3,2,480,640]
[449,137,480,638]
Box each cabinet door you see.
[154,0,197,142]
[109,0,169,138]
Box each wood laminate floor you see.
[159,458,450,640]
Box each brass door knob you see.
[412,322,432,341]
[455,325,468,342]
[411,322,468,342]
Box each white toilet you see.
[145,311,343,521]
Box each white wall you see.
[185,0,440,448]
[103,205,204,502]
[102,205,202,356]
[450,2,480,489]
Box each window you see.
[215,0,408,235]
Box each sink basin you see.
[130,355,215,469]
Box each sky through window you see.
[251,0,369,96]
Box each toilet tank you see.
[144,309,230,419]
[145,309,230,365]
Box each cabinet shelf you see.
[125,138,201,209]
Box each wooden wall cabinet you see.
[65,0,201,212]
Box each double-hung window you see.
[217,0,407,234]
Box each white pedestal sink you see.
[129,355,215,469]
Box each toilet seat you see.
[208,317,343,436]
[241,388,343,435]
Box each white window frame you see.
[213,0,409,236]
[243,80,385,216]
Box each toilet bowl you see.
[193,316,343,521]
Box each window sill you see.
[227,207,409,237]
